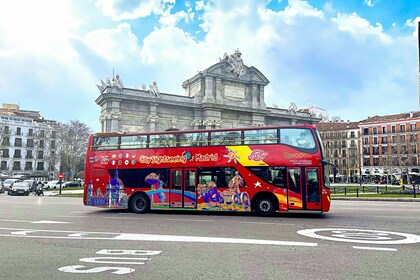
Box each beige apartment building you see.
[317,121,361,183]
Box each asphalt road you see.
[0,194,419,280]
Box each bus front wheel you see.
[255,197,275,216]
[129,193,150,214]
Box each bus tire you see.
[255,196,275,216]
[129,193,150,214]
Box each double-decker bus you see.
[84,125,331,216]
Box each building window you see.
[391,125,396,133]
[381,136,387,144]
[392,136,396,143]
[16,127,21,136]
[37,151,44,159]
[350,131,355,138]
[4,126,10,134]
[14,138,22,147]
[342,132,347,138]
[373,127,377,134]
[26,150,33,159]
[0,161,7,170]
[400,124,405,132]
[13,161,21,170]
[25,162,32,170]
[373,137,378,144]
[39,140,44,148]
[411,145,417,154]
[36,162,44,171]
[410,124,416,131]
[363,128,368,135]
[13,149,21,158]
[1,149,9,158]
[400,135,406,142]
[27,139,33,147]
[2,136,10,146]
[364,138,369,144]
[373,158,379,166]
[52,131,56,138]
[40,130,45,137]
[50,140,55,149]
[382,127,386,134]
[342,150,347,157]
[363,158,370,166]
[28,128,33,136]
[341,141,346,148]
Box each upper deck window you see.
[92,136,119,150]
[280,128,316,150]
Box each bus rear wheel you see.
[255,196,275,216]
[129,193,150,214]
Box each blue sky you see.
[0,0,419,132]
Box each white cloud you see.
[85,23,141,63]
[332,12,391,43]
[95,0,175,21]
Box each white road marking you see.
[11,230,38,236]
[298,228,420,245]
[113,233,317,246]
[353,246,397,252]
[0,227,317,247]
[55,216,88,218]
[240,222,295,226]
[32,220,69,224]
[165,218,214,222]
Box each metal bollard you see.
[344,187,347,196]
[376,186,379,194]
[356,188,359,197]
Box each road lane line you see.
[239,222,295,225]
[353,246,397,252]
[113,233,317,246]
[164,219,213,222]
[0,227,318,247]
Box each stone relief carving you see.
[171,117,178,129]
[203,119,223,127]
[121,125,143,133]
[191,119,203,126]
[146,115,159,123]
[222,49,246,77]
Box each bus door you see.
[305,167,321,210]
[287,168,302,210]
[170,169,197,209]
[286,167,321,211]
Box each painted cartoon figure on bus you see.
[145,172,166,203]
[106,170,128,208]
[197,181,224,207]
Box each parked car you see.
[45,180,63,189]
[9,181,30,196]
[3,178,20,192]
[64,181,81,188]
[0,180,4,194]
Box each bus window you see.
[179,132,208,147]
[149,134,177,148]
[280,128,316,149]
[120,135,147,149]
[92,136,119,150]
[210,131,241,146]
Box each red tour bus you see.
[84,125,332,216]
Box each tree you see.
[59,120,92,180]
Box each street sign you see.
[58,173,65,179]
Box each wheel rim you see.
[134,197,146,211]
[259,199,272,212]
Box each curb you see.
[332,197,420,202]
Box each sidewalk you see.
[44,189,84,196]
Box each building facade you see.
[95,50,321,133]
[359,112,420,183]
[0,104,61,180]
[317,121,361,183]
